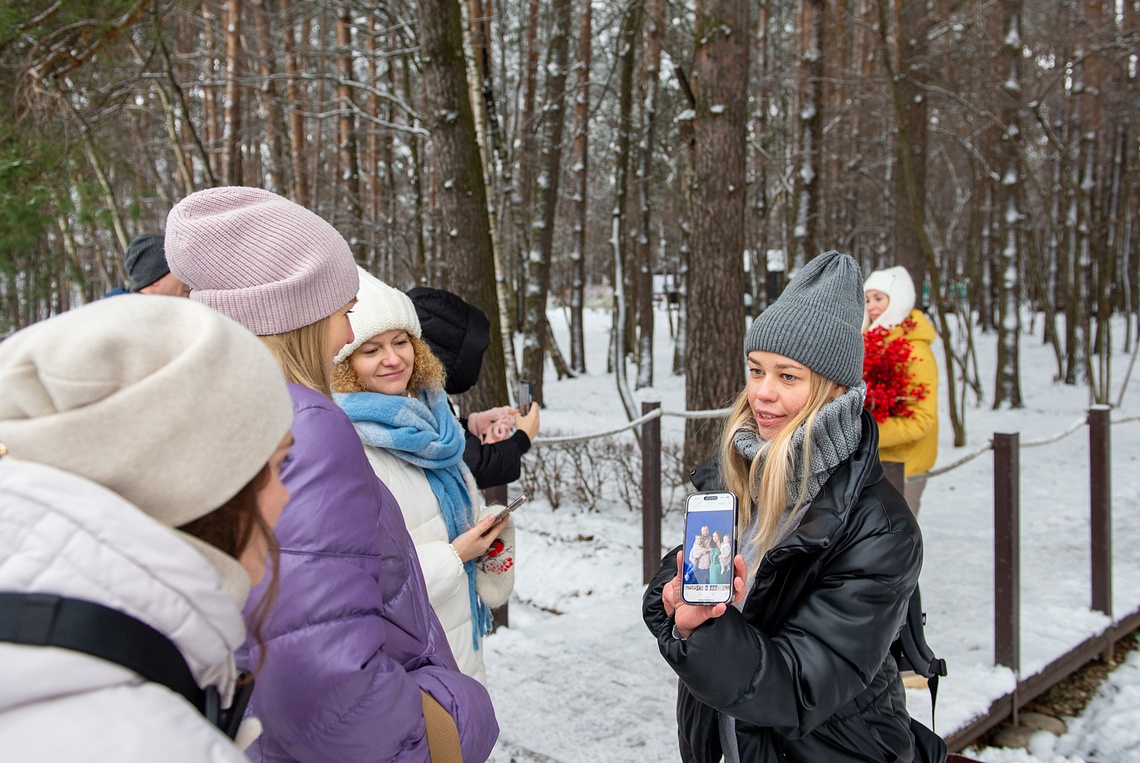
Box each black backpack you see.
[0,592,252,740]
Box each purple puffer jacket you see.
[240,384,498,762]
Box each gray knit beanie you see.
[124,232,169,290]
[164,186,360,336]
[0,297,293,529]
[744,251,865,388]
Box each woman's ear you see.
[827,384,846,402]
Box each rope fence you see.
[532,405,733,445]
[534,404,1138,482]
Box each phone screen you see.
[681,491,738,605]
[518,380,533,411]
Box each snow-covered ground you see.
[478,305,1140,763]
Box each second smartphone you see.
[681,491,738,605]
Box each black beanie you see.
[408,287,491,395]
[124,233,170,290]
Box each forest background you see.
[1,0,1137,468]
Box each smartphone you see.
[486,489,532,529]
[681,491,738,605]
[517,379,533,412]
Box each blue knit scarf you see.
[334,387,492,648]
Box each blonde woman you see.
[165,187,497,763]
[644,252,937,763]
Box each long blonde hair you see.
[259,315,335,397]
[719,371,841,575]
[331,334,446,397]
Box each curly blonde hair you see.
[332,334,446,397]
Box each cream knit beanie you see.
[0,297,293,528]
[862,265,916,331]
[334,266,422,363]
[165,186,360,336]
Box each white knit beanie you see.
[0,297,293,529]
[165,186,360,336]
[862,265,916,331]
[334,266,422,363]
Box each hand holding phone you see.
[680,491,738,606]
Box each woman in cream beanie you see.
[164,187,498,763]
[0,296,293,761]
[863,265,939,514]
[644,252,939,763]
[332,267,512,685]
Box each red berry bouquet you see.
[862,319,928,424]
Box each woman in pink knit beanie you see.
[164,187,499,763]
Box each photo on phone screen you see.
[518,380,533,412]
[681,491,738,605]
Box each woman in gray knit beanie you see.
[644,252,940,763]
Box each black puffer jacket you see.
[644,410,924,762]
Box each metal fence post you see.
[642,401,662,584]
[483,484,509,629]
[1089,406,1112,618]
[994,433,1020,674]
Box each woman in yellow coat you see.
[863,266,938,514]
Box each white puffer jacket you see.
[361,445,487,683]
[0,459,253,762]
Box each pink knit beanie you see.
[165,186,360,335]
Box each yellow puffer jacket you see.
[874,309,938,476]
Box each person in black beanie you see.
[408,287,539,489]
[644,252,941,763]
[105,233,190,298]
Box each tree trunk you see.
[633,0,663,390]
[221,0,242,186]
[251,0,285,195]
[874,0,966,444]
[992,0,1023,409]
[683,0,749,470]
[280,0,309,207]
[414,0,507,413]
[462,0,519,389]
[568,0,592,374]
[336,5,363,261]
[792,0,824,267]
[892,0,929,289]
[520,0,573,406]
[514,0,541,327]
[609,0,645,422]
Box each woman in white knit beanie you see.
[0,297,293,761]
[331,266,511,685]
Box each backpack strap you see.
[891,585,948,731]
[0,591,249,739]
